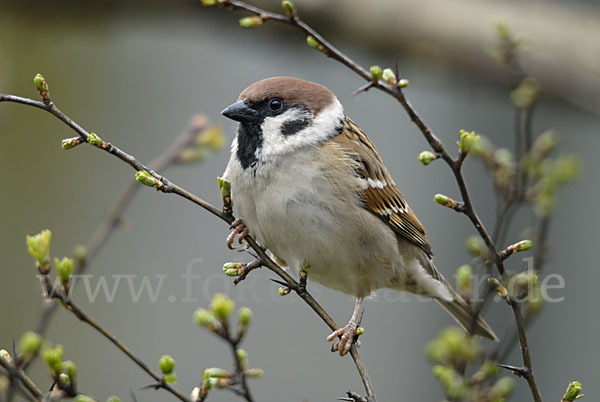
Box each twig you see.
[1,91,375,400]
[0,354,45,401]
[30,115,208,340]
[209,2,543,401]
[37,275,191,402]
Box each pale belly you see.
[233,170,402,297]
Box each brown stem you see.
[38,276,191,402]
[0,354,45,401]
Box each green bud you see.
[491,377,515,398]
[236,349,248,370]
[159,354,175,374]
[434,194,449,205]
[245,368,264,378]
[510,78,539,109]
[466,235,486,257]
[239,16,263,29]
[26,229,52,268]
[203,367,233,379]
[458,130,480,153]
[515,239,533,252]
[224,268,239,276]
[418,150,436,166]
[278,287,291,296]
[73,245,87,263]
[135,170,158,188]
[455,265,472,295]
[62,360,77,382]
[562,380,583,401]
[74,395,95,402]
[509,271,538,300]
[526,285,545,313]
[238,307,252,327]
[194,308,219,329]
[382,68,396,85]
[86,132,103,147]
[195,125,225,150]
[58,372,70,386]
[107,397,121,402]
[217,177,231,199]
[306,35,324,51]
[531,130,558,159]
[397,78,409,88]
[223,262,243,276]
[432,365,466,399]
[494,148,514,167]
[55,257,74,284]
[19,331,42,356]
[471,360,499,383]
[34,74,48,93]
[61,137,82,150]
[300,259,310,273]
[42,344,63,372]
[495,23,511,41]
[356,326,364,336]
[281,0,295,17]
[178,147,208,163]
[211,293,235,320]
[200,0,217,5]
[426,327,480,365]
[369,65,382,81]
[434,193,459,209]
[163,372,177,384]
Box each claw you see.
[226,219,248,250]
[327,321,359,356]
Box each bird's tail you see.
[436,285,498,341]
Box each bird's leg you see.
[327,297,364,356]
[226,218,249,250]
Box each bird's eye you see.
[268,98,283,111]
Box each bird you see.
[220,77,497,356]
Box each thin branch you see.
[1,92,375,400]
[0,354,45,401]
[30,115,208,340]
[37,276,190,402]
[208,2,542,400]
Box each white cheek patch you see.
[259,99,344,160]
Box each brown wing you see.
[330,117,433,257]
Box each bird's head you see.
[221,77,344,169]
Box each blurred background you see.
[1,0,598,401]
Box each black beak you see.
[221,100,257,122]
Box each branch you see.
[0,353,45,401]
[30,115,209,341]
[1,87,374,399]
[37,275,190,402]
[206,2,542,401]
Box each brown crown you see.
[239,77,335,115]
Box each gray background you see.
[1,1,598,401]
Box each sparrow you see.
[221,77,497,356]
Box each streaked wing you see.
[330,117,433,257]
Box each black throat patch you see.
[236,122,263,170]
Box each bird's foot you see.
[226,218,249,251]
[327,321,361,356]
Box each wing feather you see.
[330,117,433,257]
